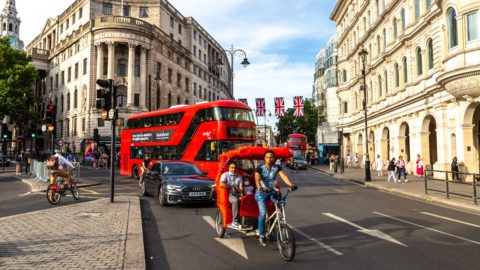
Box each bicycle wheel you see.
[276,223,295,261]
[215,209,226,238]
[71,181,79,200]
[46,184,61,204]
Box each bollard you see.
[445,171,449,199]
[424,170,428,194]
[473,174,478,205]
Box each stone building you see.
[0,0,23,50]
[26,0,232,153]
[330,0,480,179]
[313,34,340,159]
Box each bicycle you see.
[46,170,79,205]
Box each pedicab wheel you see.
[276,223,295,261]
[46,184,61,205]
[215,209,226,238]
[71,182,79,200]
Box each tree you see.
[275,98,318,146]
[0,37,39,128]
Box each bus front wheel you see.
[132,165,140,180]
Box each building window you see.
[156,62,162,80]
[394,63,399,87]
[82,118,85,132]
[378,75,382,98]
[134,94,140,106]
[74,88,78,108]
[61,95,64,112]
[118,58,127,76]
[74,63,79,79]
[66,19,69,29]
[384,70,388,94]
[123,5,131,16]
[139,7,148,17]
[383,28,386,50]
[466,12,479,42]
[168,68,172,83]
[98,118,105,127]
[185,78,190,92]
[156,88,161,109]
[67,67,71,82]
[177,73,181,88]
[403,57,408,83]
[83,58,87,75]
[61,71,65,85]
[103,57,108,75]
[177,96,181,104]
[415,0,421,20]
[178,24,182,34]
[170,16,174,27]
[73,117,77,136]
[343,70,347,82]
[67,92,71,111]
[376,0,379,17]
[168,93,172,107]
[72,14,75,24]
[377,35,381,54]
[427,39,434,69]
[447,8,458,49]
[393,17,398,39]
[401,9,406,33]
[79,7,82,18]
[343,101,348,114]
[102,3,112,15]
[55,74,59,88]
[134,58,140,77]
[193,45,196,56]
[416,47,423,76]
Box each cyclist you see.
[255,150,297,247]
[50,149,75,189]
[219,161,243,229]
[139,155,151,186]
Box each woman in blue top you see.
[255,150,297,247]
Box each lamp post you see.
[217,45,250,96]
[358,47,371,182]
[263,109,272,147]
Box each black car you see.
[291,156,308,170]
[141,161,216,206]
[0,155,11,167]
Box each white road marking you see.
[202,216,248,259]
[323,212,407,247]
[374,212,480,245]
[420,212,480,228]
[287,224,343,255]
[18,192,31,196]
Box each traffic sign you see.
[108,109,116,120]
[57,139,64,146]
[41,124,46,132]
[101,110,108,120]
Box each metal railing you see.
[424,169,479,205]
[29,160,81,183]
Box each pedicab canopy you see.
[215,146,293,228]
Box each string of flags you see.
[238,96,304,117]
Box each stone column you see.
[140,47,147,109]
[127,43,136,107]
[462,125,476,179]
[435,105,449,170]
[107,41,115,80]
[96,43,104,79]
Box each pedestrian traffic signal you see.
[1,124,7,139]
[93,128,100,142]
[31,131,36,138]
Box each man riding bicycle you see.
[49,149,75,188]
[255,150,297,247]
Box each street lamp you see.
[264,109,272,147]
[358,47,371,182]
[217,45,250,95]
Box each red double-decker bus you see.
[120,100,256,179]
[285,134,307,167]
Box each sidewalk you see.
[309,165,480,214]
[0,196,145,270]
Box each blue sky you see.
[15,0,337,126]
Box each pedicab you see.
[213,146,297,261]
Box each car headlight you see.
[210,184,216,190]
[166,184,183,191]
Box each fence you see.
[424,169,479,205]
[29,160,81,182]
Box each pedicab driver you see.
[255,150,297,247]
[219,161,243,229]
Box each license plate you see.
[189,192,206,197]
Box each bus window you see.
[195,140,218,161]
[217,108,254,122]
[163,146,178,160]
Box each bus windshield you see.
[288,137,306,143]
[195,140,253,161]
[216,108,255,122]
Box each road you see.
[141,167,480,270]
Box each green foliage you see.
[275,98,318,146]
[0,37,39,126]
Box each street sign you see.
[57,139,64,146]
[101,110,108,120]
[108,109,116,120]
[41,124,46,132]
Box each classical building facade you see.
[26,0,232,153]
[330,0,480,178]
[0,0,23,50]
[313,34,340,158]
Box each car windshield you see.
[162,162,203,176]
[293,157,304,160]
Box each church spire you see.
[2,0,17,17]
[1,0,23,50]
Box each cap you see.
[54,149,61,154]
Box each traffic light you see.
[46,104,55,124]
[31,130,36,138]
[338,130,343,145]
[96,79,113,111]
[93,128,100,142]
[1,124,8,140]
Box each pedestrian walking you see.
[347,154,352,168]
[451,156,460,181]
[375,155,384,176]
[387,158,398,183]
[354,153,359,168]
[415,154,424,176]
[396,155,408,183]
[329,155,335,172]
[15,151,23,175]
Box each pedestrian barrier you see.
[424,169,479,205]
[30,160,81,183]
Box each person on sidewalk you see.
[347,154,352,168]
[329,155,335,172]
[354,153,359,168]
[451,156,460,181]
[219,161,243,229]
[415,154,424,176]
[396,155,408,183]
[387,158,397,183]
[375,155,384,176]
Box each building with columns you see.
[330,0,480,179]
[0,0,23,50]
[26,0,233,153]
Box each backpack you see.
[46,156,59,170]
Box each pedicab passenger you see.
[219,161,243,229]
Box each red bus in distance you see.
[120,100,256,179]
[286,133,307,167]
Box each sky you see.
[12,0,337,127]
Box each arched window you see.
[8,23,12,32]
[401,9,406,32]
[378,75,382,98]
[447,8,458,48]
[416,47,423,76]
[117,58,127,76]
[383,28,387,50]
[403,57,408,83]
[74,88,78,108]
[384,70,388,94]
[394,63,400,87]
[393,18,398,39]
[415,0,421,20]
[168,92,172,107]
[428,39,434,69]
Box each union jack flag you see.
[293,96,304,117]
[274,97,285,117]
[256,98,265,116]
[237,98,248,106]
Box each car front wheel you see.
[158,185,167,206]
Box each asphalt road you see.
[141,167,480,270]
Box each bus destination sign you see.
[132,129,174,142]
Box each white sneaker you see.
[405,179,408,183]
[231,221,242,229]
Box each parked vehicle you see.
[0,155,11,166]
[141,161,216,206]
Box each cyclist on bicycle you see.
[50,149,75,188]
[255,150,297,247]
